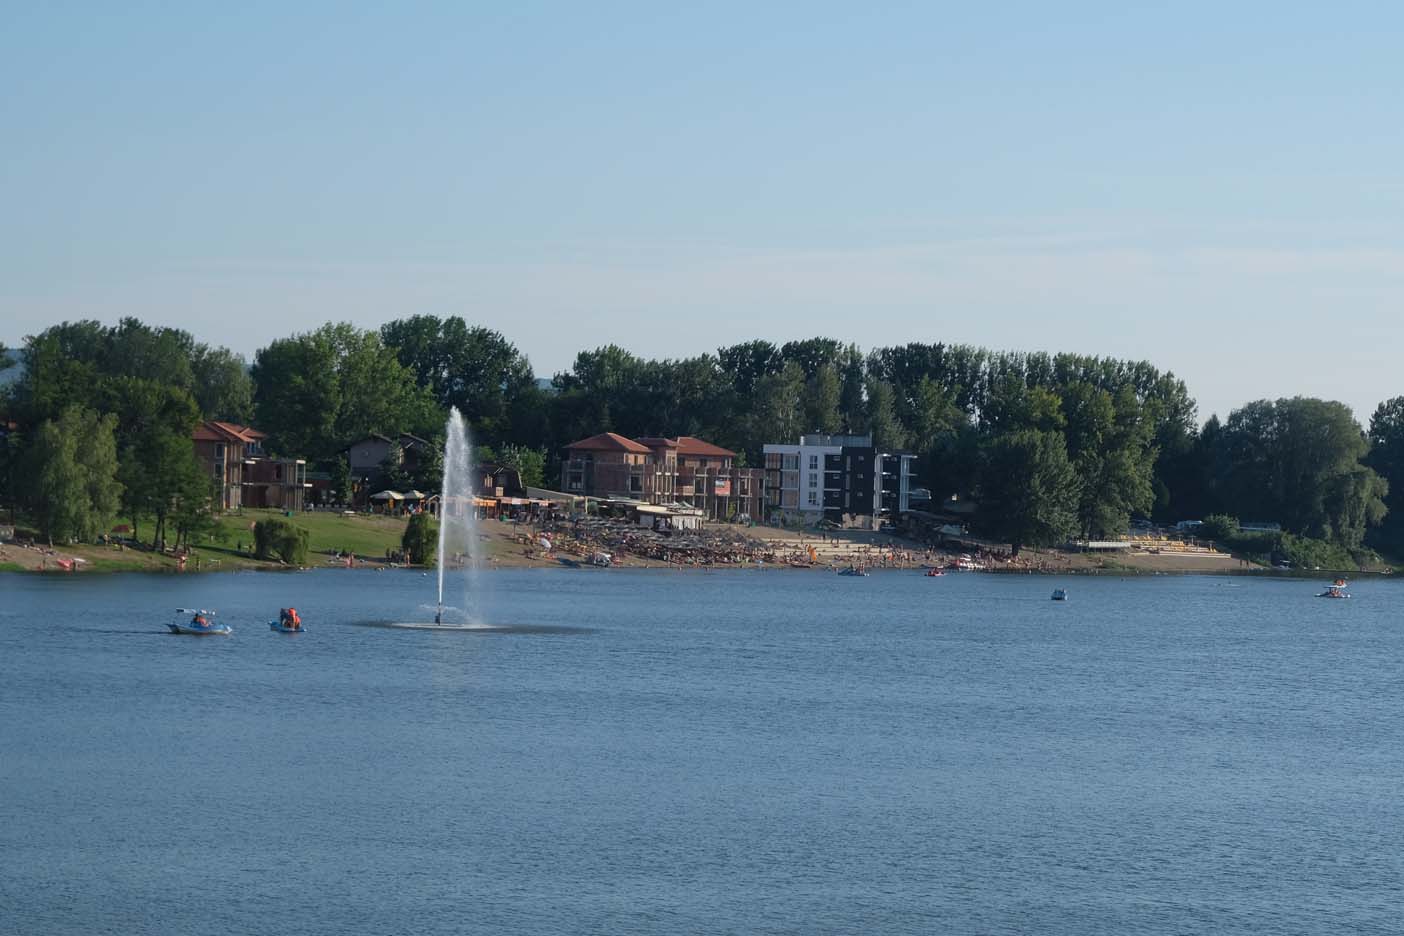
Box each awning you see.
[370,490,404,501]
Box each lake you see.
[2,568,1402,935]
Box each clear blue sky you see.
[4,2,1403,425]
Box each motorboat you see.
[1317,579,1350,599]
[1051,588,1068,601]
[925,568,945,577]
[168,609,232,636]
[838,566,870,577]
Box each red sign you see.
[713,479,731,496]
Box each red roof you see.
[675,436,735,458]
[193,421,267,444]
[565,432,651,454]
[636,437,679,450]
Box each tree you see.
[1213,397,1385,547]
[1367,397,1404,552]
[380,315,535,444]
[402,512,437,566]
[120,429,207,549]
[497,445,546,489]
[717,340,781,397]
[380,441,412,491]
[973,430,1081,556]
[254,518,310,565]
[411,440,444,495]
[170,473,219,550]
[779,337,841,377]
[1061,383,1156,539]
[801,364,841,434]
[329,456,354,504]
[25,407,123,544]
[191,345,253,423]
[746,362,806,453]
[252,323,438,460]
[837,344,867,433]
[865,377,908,450]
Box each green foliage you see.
[864,377,907,450]
[1367,396,1404,552]
[251,323,438,460]
[119,428,207,548]
[191,345,253,423]
[401,512,437,565]
[1212,397,1386,548]
[253,518,310,565]
[1200,514,1240,542]
[24,406,123,543]
[380,315,536,445]
[801,364,841,434]
[379,441,412,491]
[497,445,546,489]
[329,456,354,503]
[973,429,1081,555]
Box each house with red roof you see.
[563,432,764,521]
[192,421,308,511]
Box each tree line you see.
[1,317,1401,565]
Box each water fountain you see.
[382,407,484,630]
[435,406,478,625]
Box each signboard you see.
[713,479,731,496]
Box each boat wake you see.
[357,620,594,635]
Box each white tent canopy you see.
[370,490,404,501]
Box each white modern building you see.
[762,433,914,529]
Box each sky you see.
[4,2,1404,425]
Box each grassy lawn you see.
[211,509,409,560]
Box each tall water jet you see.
[436,407,479,624]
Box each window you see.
[808,454,819,470]
[808,491,819,506]
[782,454,798,470]
[808,474,817,488]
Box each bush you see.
[402,512,437,566]
[1200,514,1239,542]
[253,518,310,566]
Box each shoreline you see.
[2,555,1391,580]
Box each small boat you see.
[925,568,945,577]
[269,607,306,633]
[1317,579,1350,599]
[269,620,307,633]
[838,566,870,577]
[168,608,232,636]
[1051,588,1068,601]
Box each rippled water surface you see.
[3,569,1403,935]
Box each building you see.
[762,433,914,528]
[562,432,764,521]
[192,421,308,511]
[347,432,432,503]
